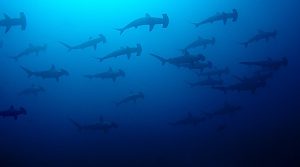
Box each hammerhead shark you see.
[240,57,288,70]
[84,67,125,82]
[184,37,216,51]
[98,44,142,62]
[59,34,106,51]
[0,105,27,120]
[69,117,118,134]
[10,44,47,61]
[169,112,206,126]
[116,92,144,107]
[197,67,230,78]
[116,13,169,35]
[0,12,26,33]
[180,61,213,71]
[18,84,45,96]
[212,78,266,94]
[150,51,205,67]
[240,30,277,47]
[20,65,69,82]
[193,9,238,27]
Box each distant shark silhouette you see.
[179,61,213,71]
[69,117,118,134]
[240,57,287,70]
[0,105,27,120]
[240,30,277,47]
[116,92,144,107]
[193,9,238,27]
[18,84,45,96]
[197,67,230,78]
[84,67,125,82]
[150,51,205,67]
[0,12,26,33]
[169,112,206,126]
[213,77,266,94]
[20,65,69,82]
[98,44,142,62]
[184,37,216,51]
[59,34,106,51]
[10,44,47,61]
[116,13,169,35]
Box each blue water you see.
[0,0,300,166]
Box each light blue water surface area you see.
[0,0,300,167]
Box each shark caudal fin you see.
[20,12,27,31]
[150,53,167,65]
[59,42,73,51]
[69,118,83,131]
[115,28,125,35]
[162,14,169,28]
[20,66,33,77]
[232,9,238,22]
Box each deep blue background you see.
[0,0,299,166]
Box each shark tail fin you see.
[20,66,33,77]
[20,12,27,30]
[59,42,73,51]
[162,14,169,28]
[69,118,82,131]
[150,53,167,65]
[115,28,125,35]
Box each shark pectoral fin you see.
[5,25,11,33]
[127,53,131,59]
[149,24,155,31]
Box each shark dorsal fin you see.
[3,14,10,20]
[145,13,151,18]
[99,116,103,123]
[108,67,112,72]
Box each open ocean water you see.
[0,0,300,166]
